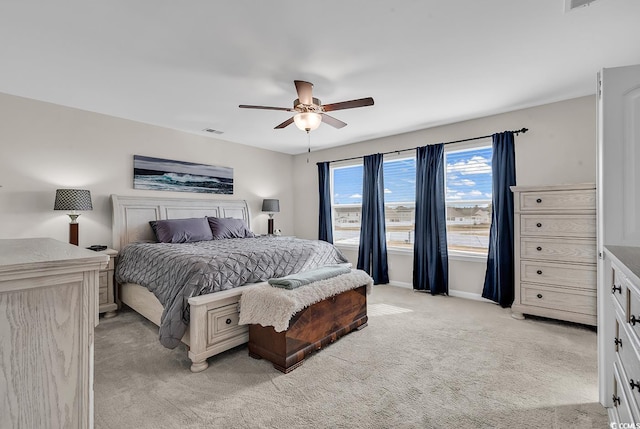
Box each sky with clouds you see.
[332,146,492,205]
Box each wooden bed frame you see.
[111,194,263,372]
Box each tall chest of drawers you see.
[510,183,597,325]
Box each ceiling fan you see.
[239,80,374,132]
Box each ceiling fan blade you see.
[321,113,347,129]
[322,97,374,112]
[274,117,295,129]
[294,80,314,105]
[239,104,295,112]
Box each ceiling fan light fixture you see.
[293,112,322,132]
[239,80,373,131]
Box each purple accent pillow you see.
[207,217,254,240]
[149,217,213,243]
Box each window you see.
[444,145,493,254]
[382,157,416,249]
[331,143,492,255]
[332,163,363,245]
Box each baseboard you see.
[388,280,413,289]
[387,281,494,303]
[448,290,495,303]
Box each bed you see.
[111,194,349,372]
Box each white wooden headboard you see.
[111,195,251,251]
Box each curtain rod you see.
[317,127,528,165]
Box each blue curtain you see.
[317,162,333,243]
[413,144,448,294]
[482,131,516,307]
[357,153,389,284]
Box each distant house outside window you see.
[330,142,492,255]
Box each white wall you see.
[292,96,597,296]
[0,91,597,298]
[0,92,294,247]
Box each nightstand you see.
[98,248,118,318]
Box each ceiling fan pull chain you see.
[306,130,311,163]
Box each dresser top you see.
[606,245,640,281]
[510,183,595,192]
[0,238,108,273]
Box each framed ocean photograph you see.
[133,155,233,194]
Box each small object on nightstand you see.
[87,245,107,251]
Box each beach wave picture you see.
[133,155,233,194]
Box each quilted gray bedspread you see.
[115,236,348,348]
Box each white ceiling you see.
[1,0,639,155]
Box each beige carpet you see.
[94,285,607,429]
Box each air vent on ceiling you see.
[565,0,597,12]
[202,128,224,135]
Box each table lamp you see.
[261,199,280,235]
[54,189,93,246]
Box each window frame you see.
[443,140,493,261]
[329,139,493,263]
[330,161,364,247]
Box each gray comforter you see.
[115,236,348,348]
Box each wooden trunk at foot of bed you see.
[247,285,368,373]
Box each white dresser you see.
[510,183,597,325]
[0,238,108,429]
[603,246,640,424]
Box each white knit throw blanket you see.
[239,270,373,332]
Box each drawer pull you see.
[536,246,542,251]
[536,270,543,275]
[613,394,621,406]
[536,223,542,228]
[225,318,232,325]
[631,379,640,391]
[536,198,542,203]
[536,293,543,299]
[615,337,623,348]
[612,285,622,294]
[631,315,639,326]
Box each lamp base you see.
[69,223,79,246]
[267,218,274,235]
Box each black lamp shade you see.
[261,199,280,213]
[54,189,93,211]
